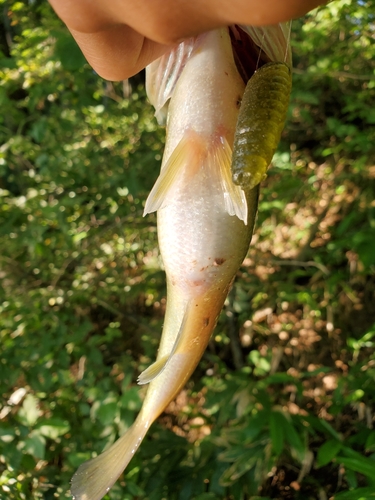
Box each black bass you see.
[71,24,291,500]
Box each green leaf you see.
[365,432,375,453]
[220,450,261,486]
[249,497,273,500]
[318,418,343,441]
[1,445,23,470]
[29,118,48,143]
[218,446,247,463]
[194,494,219,500]
[0,57,17,70]
[35,418,70,439]
[18,394,40,426]
[269,411,285,455]
[96,401,118,426]
[0,425,16,443]
[305,416,342,441]
[67,452,94,468]
[317,439,342,467]
[53,30,87,71]
[126,481,145,496]
[275,412,305,461]
[262,373,297,386]
[23,431,46,460]
[334,487,375,499]
[345,467,358,490]
[336,456,375,479]
[120,387,142,411]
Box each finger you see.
[48,0,126,33]
[69,24,171,80]
[50,0,326,44]
[119,0,326,45]
[49,0,326,80]
[223,0,326,27]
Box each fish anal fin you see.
[137,354,169,385]
[137,299,191,385]
[143,132,204,215]
[210,136,248,223]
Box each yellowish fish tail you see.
[70,292,226,500]
[70,417,149,500]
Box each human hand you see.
[49,0,326,81]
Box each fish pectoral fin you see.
[146,38,195,125]
[209,136,248,223]
[137,354,169,385]
[143,132,204,215]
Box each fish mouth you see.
[229,25,283,83]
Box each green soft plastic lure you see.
[231,61,292,191]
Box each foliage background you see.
[1,0,375,499]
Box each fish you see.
[70,23,291,500]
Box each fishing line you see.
[255,30,265,70]
[284,21,292,63]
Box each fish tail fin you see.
[70,418,148,500]
[144,131,247,223]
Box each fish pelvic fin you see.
[137,300,191,385]
[144,131,248,223]
[70,419,148,500]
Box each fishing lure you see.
[231,61,292,191]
